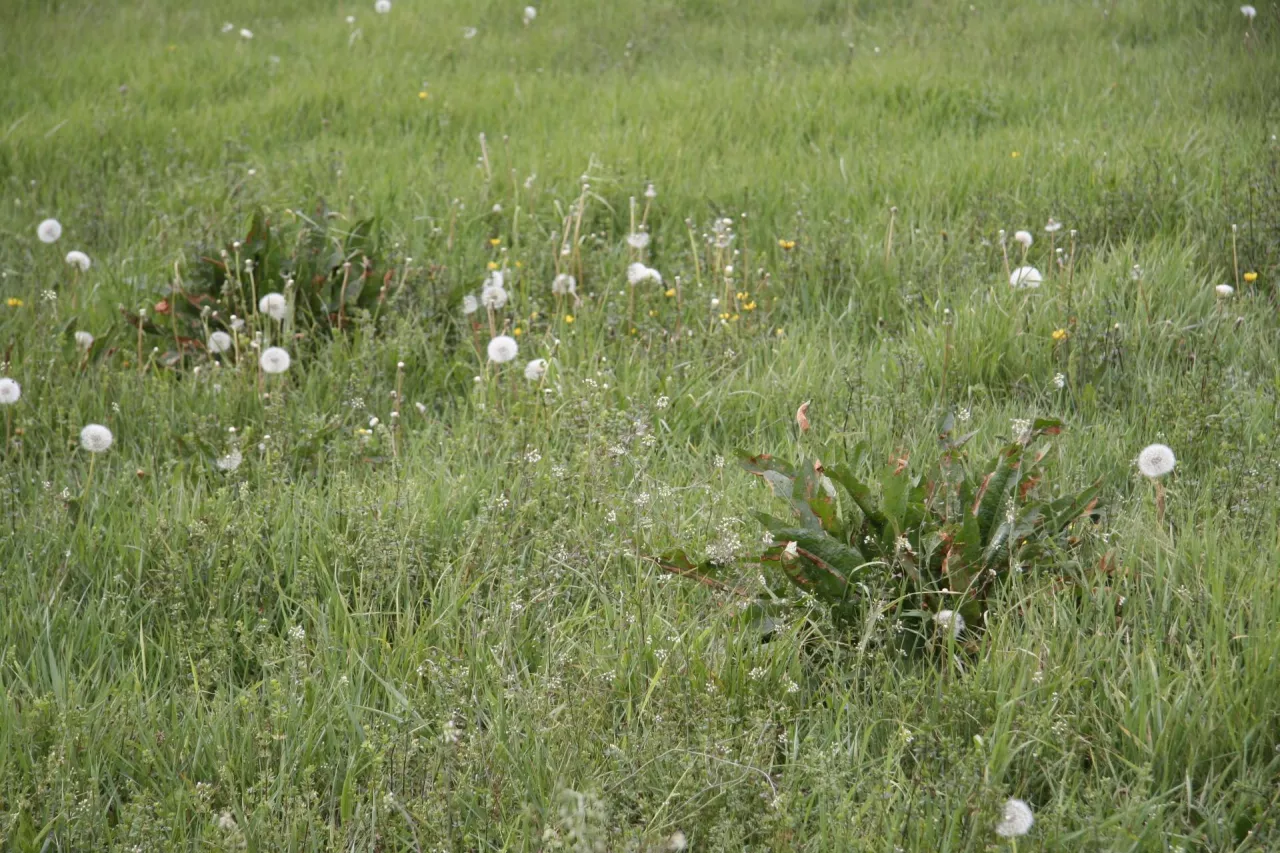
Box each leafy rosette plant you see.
[659,415,1100,645]
[122,205,392,364]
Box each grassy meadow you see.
[2,0,1280,849]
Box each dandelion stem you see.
[338,263,351,332]
[83,452,97,503]
[884,205,897,265]
[478,132,492,183]
[1231,224,1241,291]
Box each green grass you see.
[1,0,1279,849]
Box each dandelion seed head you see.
[626,231,651,250]
[80,424,114,453]
[216,450,243,472]
[1215,284,1234,297]
[1044,218,1062,233]
[0,378,20,405]
[934,610,965,638]
[551,273,576,296]
[208,331,232,353]
[1009,266,1043,289]
[375,0,391,13]
[258,292,288,321]
[37,219,62,244]
[487,334,518,363]
[74,330,94,350]
[1137,443,1175,479]
[65,250,91,271]
[239,28,253,39]
[1013,230,1033,248]
[995,799,1034,838]
[524,358,548,381]
[1241,5,1257,20]
[462,294,479,315]
[627,262,662,286]
[259,346,291,374]
[481,275,508,308]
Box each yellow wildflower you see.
[418,91,429,100]
[1051,328,1068,342]
[778,239,796,251]
[513,327,522,337]
[6,298,23,307]
[664,288,675,298]
[1244,271,1258,283]
[487,261,498,270]
[743,301,757,311]
[1011,151,1020,158]
[564,314,574,324]
[488,237,501,247]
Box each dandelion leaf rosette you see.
[665,418,1101,649]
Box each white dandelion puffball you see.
[74,331,95,350]
[552,273,576,296]
[1013,230,1033,249]
[627,263,662,286]
[216,449,243,472]
[0,378,20,405]
[208,330,233,354]
[1215,284,1235,298]
[37,219,63,244]
[258,292,288,321]
[239,28,254,39]
[644,183,657,199]
[934,610,965,638]
[486,269,505,290]
[995,799,1034,838]
[487,335,518,364]
[1044,218,1062,234]
[259,346,291,374]
[1242,5,1257,20]
[626,232,651,250]
[375,0,391,13]
[65,250,91,271]
[463,26,478,38]
[481,282,508,310]
[1009,266,1043,289]
[524,358,547,381]
[462,294,479,315]
[523,5,537,23]
[1137,443,1176,479]
[79,424,114,453]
